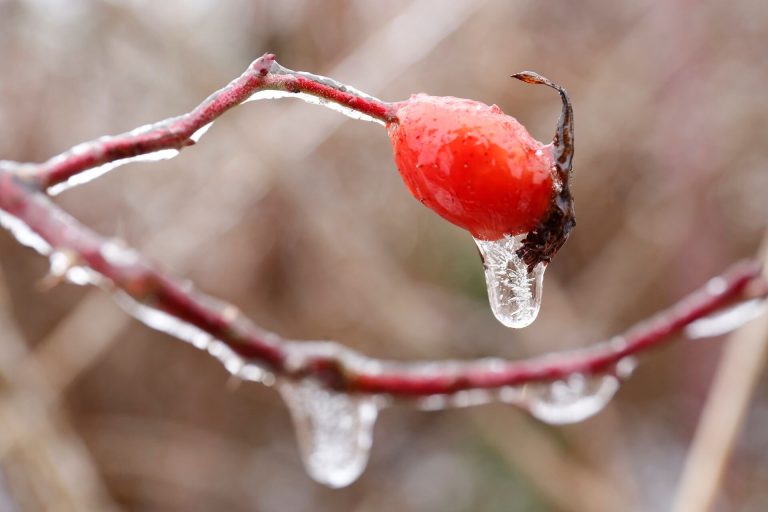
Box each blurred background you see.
[0,0,767,510]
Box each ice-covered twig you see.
[3,53,397,193]
[0,53,766,399]
[0,169,765,397]
[3,53,767,488]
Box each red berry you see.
[387,93,556,241]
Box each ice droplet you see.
[526,373,619,425]
[474,234,545,328]
[279,378,378,488]
[48,148,180,196]
[685,299,768,339]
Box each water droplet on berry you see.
[279,378,379,488]
[474,234,545,328]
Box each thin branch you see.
[0,172,765,397]
[671,234,768,512]
[0,54,766,402]
[4,53,397,192]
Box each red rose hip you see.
[386,73,575,328]
[387,94,555,241]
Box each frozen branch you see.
[3,53,397,193]
[1,52,766,487]
[1,166,766,401]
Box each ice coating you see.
[48,148,180,196]
[189,122,213,143]
[45,75,388,197]
[413,359,632,424]
[112,290,274,385]
[475,234,545,328]
[243,90,384,125]
[279,378,379,488]
[48,250,103,286]
[0,209,52,255]
[685,298,767,339]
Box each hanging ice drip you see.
[475,234,546,328]
[478,72,574,329]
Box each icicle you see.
[474,234,545,328]
[279,378,378,488]
[685,299,767,339]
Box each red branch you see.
[12,53,397,191]
[0,54,766,400]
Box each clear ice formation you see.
[279,378,379,488]
[412,356,636,425]
[0,209,52,255]
[244,90,385,125]
[1,200,626,486]
[474,234,545,328]
[685,298,767,339]
[44,82,385,196]
[47,146,180,196]
[524,373,620,424]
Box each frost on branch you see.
[0,54,766,488]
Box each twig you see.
[0,171,764,396]
[0,54,766,401]
[4,53,396,192]
[671,235,768,512]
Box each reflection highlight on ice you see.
[112,290,275,386]
[685,299,768,339]
[243,90,384,125]
[47,148,180,196]
[0,210,52,255]
[475,234,545,328]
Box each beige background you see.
[0,0,767,510]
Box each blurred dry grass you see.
[0,0,767,510]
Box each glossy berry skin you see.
[387,94,556,241]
